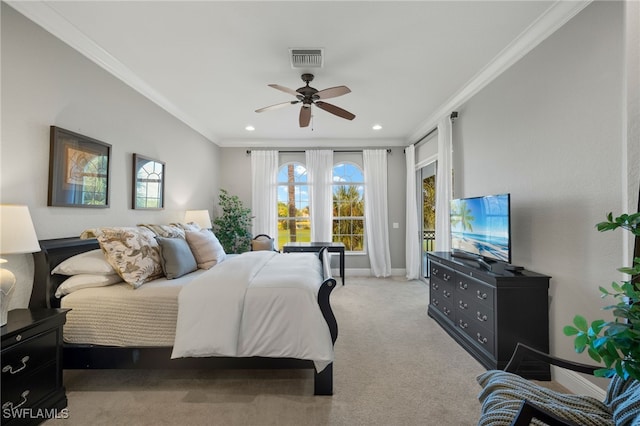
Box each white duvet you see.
[171,251,334,372]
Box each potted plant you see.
[564,212,640,380]
[212,189,253,254]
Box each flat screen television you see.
[450,193,511,263]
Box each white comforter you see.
[171,251,334,372]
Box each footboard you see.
[315,247,339,395]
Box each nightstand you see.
[1,309,69,425]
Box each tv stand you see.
[427,251,550,379]
[476,258,508,274]
[451,249,480,261]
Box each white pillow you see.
[185,229,226,269]
[52,249,117,276]
[54,274,123,298]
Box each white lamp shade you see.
[0,205,40,254]
[184,210,212,229]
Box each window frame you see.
[332,161,365,253]
[277,161,311,245]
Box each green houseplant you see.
[212,189,253,254]
[564,212,640,380]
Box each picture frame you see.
[48,126,111,208]
[133,153,165,210]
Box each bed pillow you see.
[54,274,123,298]
[184,229,226,269]
[51,249,117,276]
[138,224,186,239]
[96,227,164,288]
[155,236,198,279]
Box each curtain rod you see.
[246,149,392,155]
[407,111,459,152]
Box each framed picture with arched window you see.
[48,126,111,208]
[132,153,165,210]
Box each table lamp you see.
[0,205,41,326]
[184,210,212,230]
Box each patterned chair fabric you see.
[477,360,640,425]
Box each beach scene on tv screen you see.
[450,195,510,262]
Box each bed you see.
[30,235,339,395]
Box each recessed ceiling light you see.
[372,124,382,130]
[245,125,255,131]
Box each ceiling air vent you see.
[289,48,324,69]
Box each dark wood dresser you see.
[427,252,551,379]
[1,309,69,425]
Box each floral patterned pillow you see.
[96,227,163,288]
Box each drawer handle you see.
[431,283,439,291]
[459,281,468,290]
[443,307,451,316]
[458,319,468,329]
[432,267,439,275]
[443,290,451,298]
[476,312,488,322]
[1,390,30,411]
[431,298,439,306]
[477,333,488,345]
[2,356,30,375]
[458,300,468,310]
[476,290,488,300]
[443,273,451,282]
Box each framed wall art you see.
[133,153,165,210]
[48,126,111,208]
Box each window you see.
[277,163,310,245]
[332,162,364,252]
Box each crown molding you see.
[407,0,592,144]
[6,0,220,144]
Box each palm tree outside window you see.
[277,163,310,246]
[332,162,365,252]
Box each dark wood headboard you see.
[31,237,100,309]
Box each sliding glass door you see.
[420,163,436,278]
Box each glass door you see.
[420,163,436,278]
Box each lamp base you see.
[0,268,17,326]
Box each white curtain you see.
[306,150,334,242]
[251,150,278,245]
[405,145,421,280]
[435,117,453,252]
[363,149,391,277]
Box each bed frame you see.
[30,237,339,395]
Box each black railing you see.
[423,230,435,252]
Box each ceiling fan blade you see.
[255,100,299,113]
[315,101,356,121]
[316,86,351,100]
[268,84,300,98]
[299,106,311,127]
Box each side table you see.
[1,308,70,425]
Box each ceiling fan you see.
[255,73,355,128]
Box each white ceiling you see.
[8,1,590,148]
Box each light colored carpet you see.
[46,277,493,426]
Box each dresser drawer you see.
[455,311,495,357]
[456,274,494,310]
[1,330,57,385]
[1,362,58,411]
[430,261,455,284]
[430,292,454,320]
[457,291,495,328]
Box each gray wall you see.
[219,146,406,273]
[451,1,626,365]
[1,4,220,306]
